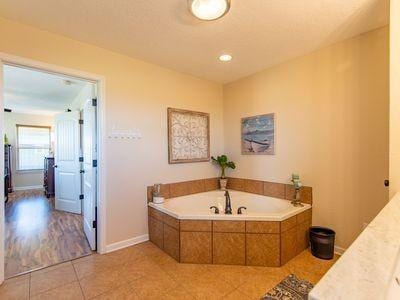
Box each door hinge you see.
[79,157,84,162]
[93,160,98,167]
[92,220,97,229]
[92,98,97,107]
[80,170,85,174]
[79,194,84,200]
[79,119,84,125]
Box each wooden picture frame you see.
[168,107,210,164]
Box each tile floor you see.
[0,241,339,299]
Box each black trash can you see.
[309,226,335,260]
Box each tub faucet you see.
[224,191,232,214]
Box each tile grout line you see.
[72,262,86,299]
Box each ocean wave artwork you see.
[241,113,275,155]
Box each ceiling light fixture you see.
[219,54,232,62]
[188,0,231,21]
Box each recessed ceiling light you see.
[219,54,232,62]
[188,0,231,21]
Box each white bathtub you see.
[148,190,311,221]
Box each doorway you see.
[2,63,100,278]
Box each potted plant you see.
[211,155,236,190]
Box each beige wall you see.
[4,112,54,189]
[390,0,400,198]
[223,27,389,248]
[0,17,224,246]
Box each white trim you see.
[334,245,346,255]
[105,235,149,253]
[0,52,107,283]
[13,185,44,191]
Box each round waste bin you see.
[309,226,335,260]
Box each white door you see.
[55,111,81,214]
[82,99,97,250]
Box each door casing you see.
[0,52,107,284]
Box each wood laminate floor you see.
[5,189,92,279]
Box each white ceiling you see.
[4,65,88,115]
[0,0,389,83]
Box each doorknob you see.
[54,165,58,168]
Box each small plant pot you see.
[220,178,228,190]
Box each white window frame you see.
[16,124,51,171]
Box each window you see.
[17,125,51,171]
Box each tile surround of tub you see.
[148,206,312,267]
[147,177,312,205]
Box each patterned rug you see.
[261,274,314,300]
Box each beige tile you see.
[213,233,246,265]
[263,181,286,199]
[204,178,219,191]
[281,215,297,232]
[79,268,126,299]
[180,220,211,232]
[180,231,212,264]
[238,272,286,299]
[297,208,312,224]
[148,250,178,266]
[93,283,139,300]
[147,184,170,201]
[161,262,209,282]
[31,281,84,300]
[0,274,30,300]
[163,285,194,300]
[285,249,339,276]
[213,220,245,233]
[148,217,164,249]
[130,274,179,299]
[163,213,180,230]
[170,182,190,197]
[246,221,280,234]
[134,241,165,256]
[223,289,251,300]
[227,177,245,191]
[30,264,77,296]
[30,261,73,277]
[72,254,115,280]
[205,264,259,288]
[105,245,145,265]
[120,256,164,283]
[180,272,233,299]
[164,224,180,261]
[246,234,280,267]
[244,179,264,194]
[281,227,298,265]
[188,179,206,194]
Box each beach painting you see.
[241,113,275,155]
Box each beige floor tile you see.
[285,250,339,276]
[30,261,72,277]
[237,273,285,299]
[163,285,194,300]
[161,262,210,282]
[73,254,115,279]
[223,289,251,300]
[105,246,145,265]
[148,250,179,266]
[180,271,234,299]
[134,241,165,256]
[0,274,30,300]
[204,265,260,288]
[30,281,84,300]
[93,283,139,300]
[120,256,167,283]
[79,268,127,299]
[30,264,77,296]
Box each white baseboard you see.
[105,234,149,253]
[334,245,346,255]
[13,185,44,191]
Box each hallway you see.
[5,189,92,278]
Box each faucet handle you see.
[237,206,247,214]
[210,206,220,214]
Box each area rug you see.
[261,274,314,300]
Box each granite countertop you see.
[309,193,400,300]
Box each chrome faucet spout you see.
[224,190,232,214]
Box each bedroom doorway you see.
[1,62,102,279]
